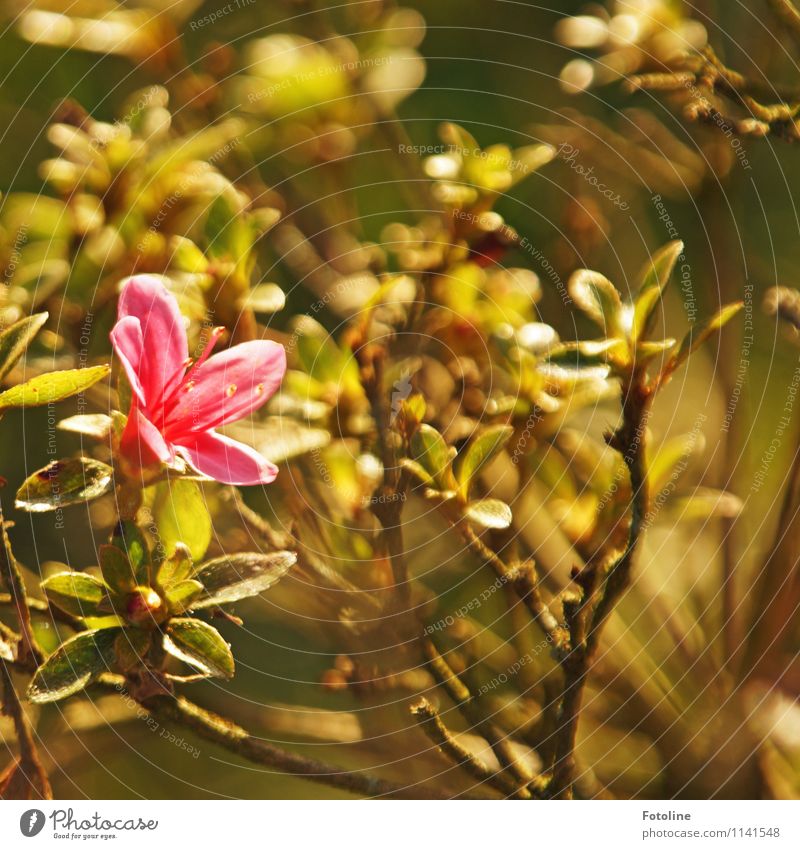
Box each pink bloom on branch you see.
[110,275,286,486]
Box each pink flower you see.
[110,275,286,486]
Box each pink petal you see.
[164,340,286,435]
[117,275,189,408]
[174,431,278,486]
[119,402,174,473]
[110,316,146,405]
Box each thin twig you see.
[449,516,567,652]
[422,638,532,798]
[550,378,653,799]
[0,662,52,799]
[410,697,520,798]
[0,509,42,665]
[139,690,453,799]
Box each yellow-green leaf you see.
[568,269,624,335]
[465,498,512,529]
[15,458,114,512]
[28,628,120,704]
[0,312,48,382]
[162,618,234,679]
[152,478,212,562]
[41,571,109,618]
[455,425,513,500]
[661,302,743,383]
[0,364,110,409]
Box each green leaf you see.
[162,618,234,679]
[0,365,110,409]
[464,499,513,529]
[152,478,212,562]
[57,413,113,438]
[661,302,743,383]
[15,458,114,512]
[631,240,683,345]
[454,425,513,500]
[400,458,436,487]
[648,432,704,497]
[99,544,137,596]
[0,312,48,382]
[410,424,453,490]
[247,283,286,314]
[41,571,109,618]
[637,240,684,296]
[28,628,120,704]
[663,488,743,522]
[111,521,151,585]
[568,270,623,335]
[192,551,296,608]
[165,580,204,614]
[155,543,193,591]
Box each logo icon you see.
[20,810,45,837]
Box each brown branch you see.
[0,662,52,799]
[422,637,532,798]
[549,378,653,799]
[410,697,519,798]
[0,509,42,665]
[139,690,453,799]
[448,515,567,652]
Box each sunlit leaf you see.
[41,571,109,618]
[162,618,234,679]
[99,544,137,596]
[15,458,114,512]
[464,498,513,529]
[410,424,453,490]
[28,628,120,704]
[0,365,110,410]
[110,521,150,585]
[247,283,286,314]
[400,458,436,487]
[632,240,683,344]
[664,488,743,522]
[568,269,623,335]
[660,302,743,383]
[164,579,204,614]
[152,478,212,562]
[192,551,296,608]
[0,312,48,382]
[648,432,704,497]
[57,413,113,438]
[455,425,513,500]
